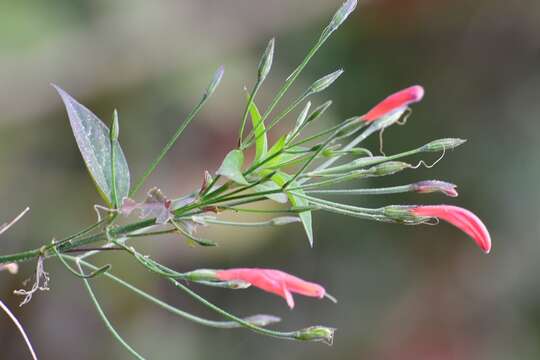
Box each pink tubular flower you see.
[409,205,491,254]
[216,268,326,309]
[360,85,425,122]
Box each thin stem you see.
[76,261,146,360]
[306,184,414,195]
[131,94,209,197]
[0,299,38,360]
[239,80,262,145]
[170,279,298,340]
[70,256,281,329]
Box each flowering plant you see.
[0,0,490,358]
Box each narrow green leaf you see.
[53,85,130,206]
[247,98,268,163]
[261,135,286,169]
[254,181,288,204]
[272,172,313,246]
[216,149,249,185]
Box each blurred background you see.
[0,0,538,359]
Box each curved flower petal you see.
[360,85,424,122]
[410,205,491,253]
[216,268,326,309]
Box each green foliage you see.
[53,85,130,206]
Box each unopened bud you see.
[421,138,466,152]
[306,100,332,124]
[271,216,301,226]
[111,110,119,141]
[295,326,336,345]
[309,69,344,93]
[257,38,275,82]
[369,161,411,176]
[412,180,458,197]
[205,65,224,97]
[325,0,357,35]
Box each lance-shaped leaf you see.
[272,172,313,247]
[247,98,268,163]
[53,85,130,206]
[254,181,288,204]
[217,149,249,185]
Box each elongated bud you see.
[309,69,344,93]
[111,110,119,141]
[205,65,224,97]
[325,0,358,36]
[271,216,301,225]
[244,315,281,327]
[421,138,466,152]
[287,101,312,142]
[295,326,336,345]
[382,205,426,224]
[306,100,333,124]
[412,180,458,197]
[184,269,218,282]
[369,161,411,176]
[258,38,275,82]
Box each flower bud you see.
[326,0,357,35]
[421,138,466,152]
[257,38,275,82]
[110,110,119,142]
[306,100,332,124]
[205,65,224,97]
[412,180,458,197]
[309,69,344,93]
[295,326,336,345]
[369,161,411,176]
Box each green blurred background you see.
[0,0,538,359]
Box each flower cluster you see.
[0,0,492,357]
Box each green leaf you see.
[272,172,313,246]
[247,98,268,163]
[254,181,288,204]
[217,149,249,185]
[260,135,286,169]
[53,85,130,206]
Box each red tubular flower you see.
[216,268,326,309]
[360,85,425,122]
[409,205,491,254]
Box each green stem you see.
[170,279,298,340]
[131,94,210,197]
[76,261,146,360]
[306,184,414,195]
[70,256,281,329]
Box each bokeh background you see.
[0,0,538,359]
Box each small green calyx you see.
[295,326,336,345]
